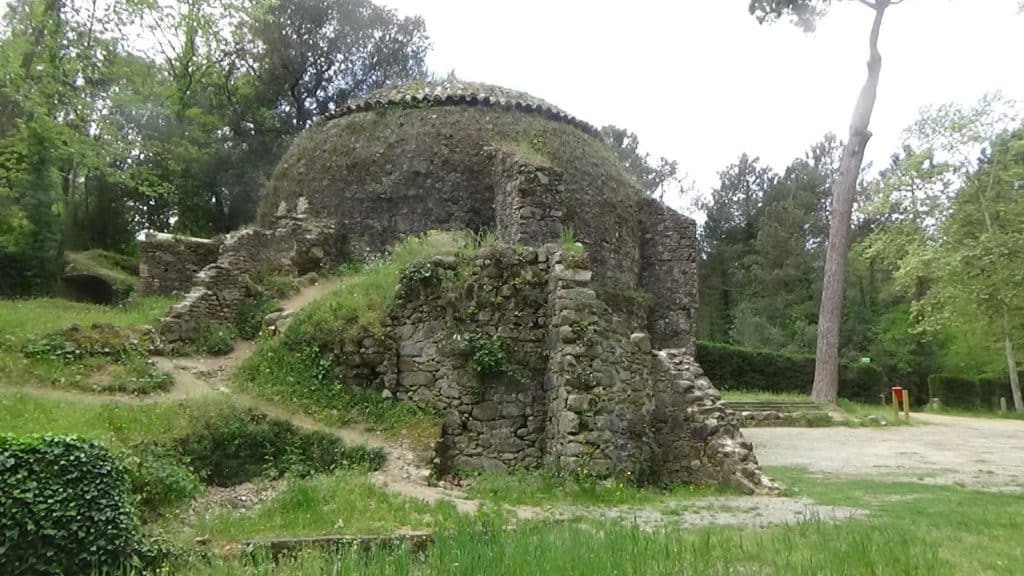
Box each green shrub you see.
[977,373,1018,410]
[121,446,203,515]
[696,341,887,403]
[928,374,980,409]
[192,322,237,356]
[172,409,384,486]
[100,359,174,394]
[234,294,280,340]
[839,363,888,404]
[0,434,145,574]
[250,264,297,299]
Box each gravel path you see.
[744,413,1024,491]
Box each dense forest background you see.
[2,0,1022,392]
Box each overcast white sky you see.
[3,1,1021,204]
[379,0,1024,205]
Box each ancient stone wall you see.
[138,232,221,296]
[359,244,778,493]
[639,197,698,352]
[152,218,340,346]
[649,350,776,493]
[543,254,656,478]
[157,264,256,344]
[382,247,552,472]
[494,151,565,246]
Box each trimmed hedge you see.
[0,434,145,575]
[927,374,979,409]
[929,373,1017,410]
[695,341,888,403]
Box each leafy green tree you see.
[0,0,73,294]
[698,154,777,342]
[865,95,1024,410]
[750,0,904,403]
[732,137,838,353]
[246,0,430,131]
[916,129,1024,410]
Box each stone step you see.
[721,401,823,413]
[228,531,434,558]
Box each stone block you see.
[630,332,652,354]
[399,371,435,389]
[471,402,500,421]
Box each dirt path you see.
[744,413,1024,491]
[143,278,481,513]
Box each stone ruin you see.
[139,80,780,494]
[138,221,341,346]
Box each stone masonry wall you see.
[153,218,340,345]
[544,253,656,479]
[494,151,565,247]
[360,244,779,493]
[381,247,552,472]
[639,197,698,352]
[138,232,221,296]
[650,350,778,493]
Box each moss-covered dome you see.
[259,81,647,289]
[259,81,699,348]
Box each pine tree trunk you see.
[1002,309,1023,412]
[812,2,890,404]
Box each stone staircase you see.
[720,400,833,427]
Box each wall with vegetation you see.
[370,243,777,493]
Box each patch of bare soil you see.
[185,480,288,522]
[744,412,1024,491]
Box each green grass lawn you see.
[0,296,175,391]
[0,389,237,447]
[464,469,736,507]
[720,390,816,402]
[163,467,1024,575]
[185,470,459,544]
[0,296,173,347]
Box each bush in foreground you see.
[172,408,384,486]
[0,434,146,574]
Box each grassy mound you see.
[0,297,175,391]
[0,391,384,517]
[235,232,469,432]
[65,249,141,301]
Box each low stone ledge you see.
[227,531,434,557]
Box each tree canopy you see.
[0,0,429,295]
